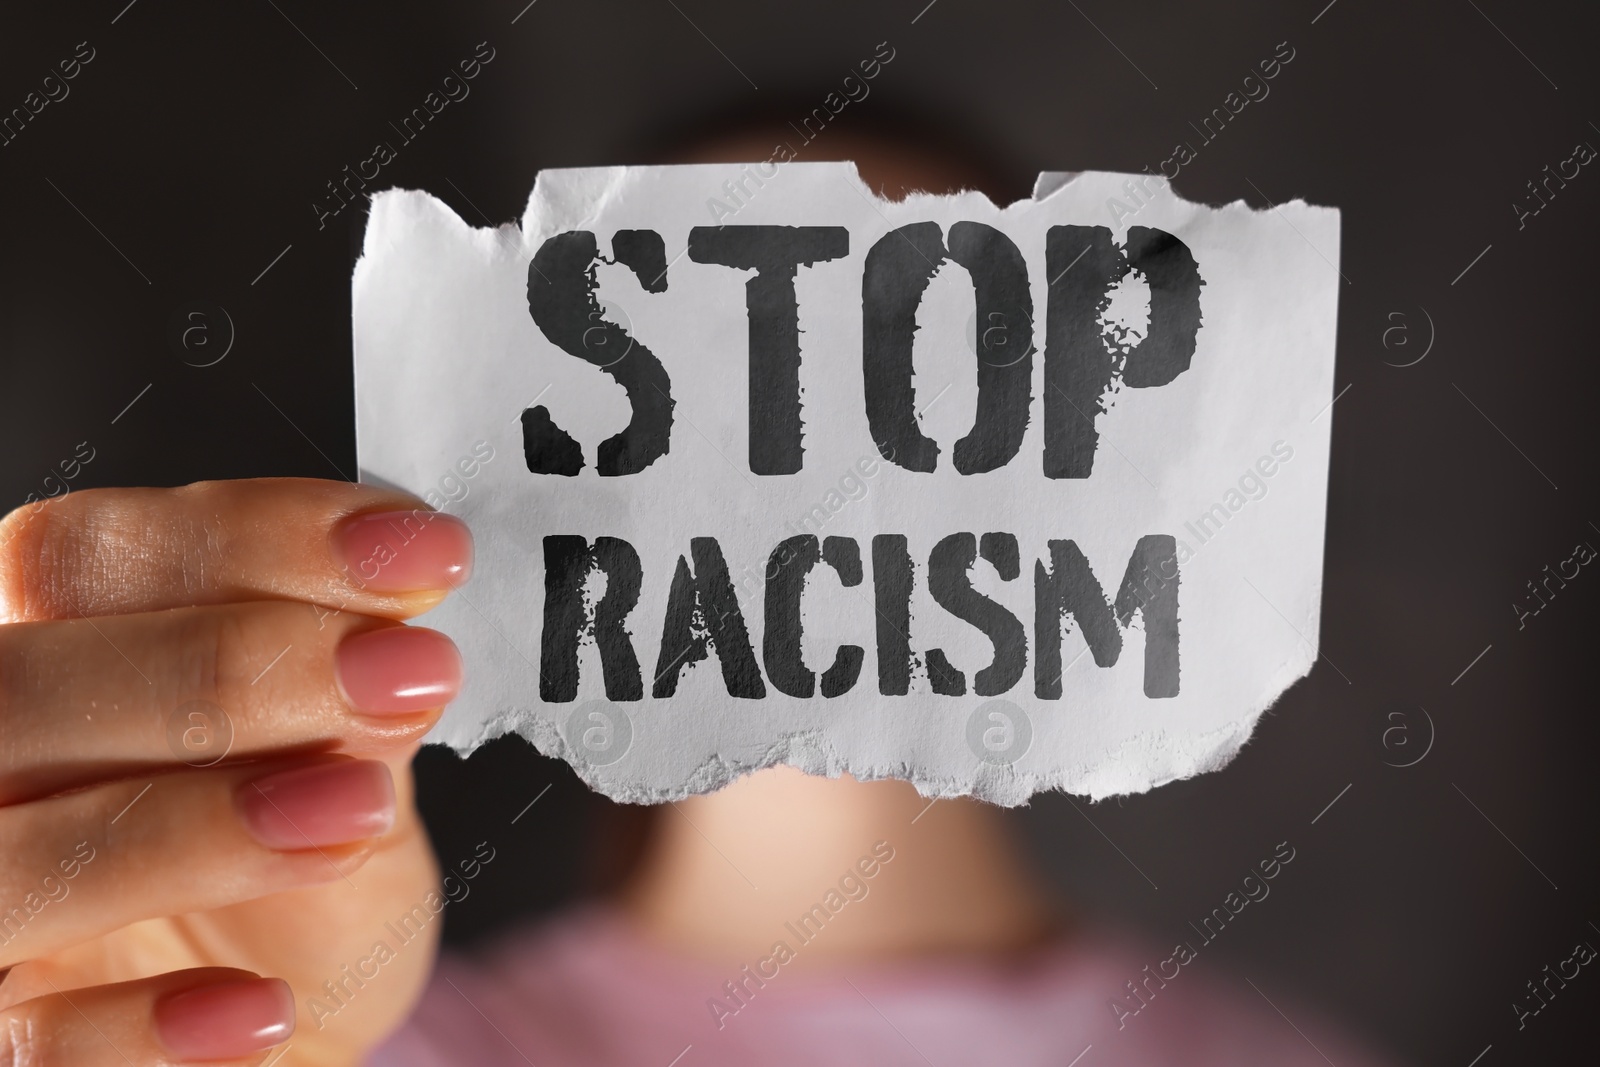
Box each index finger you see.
[0,478,473,623]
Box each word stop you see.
[519,222,1203,478]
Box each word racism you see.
[314,42,497,230]
[1111,841,1296,1029]
[521,220,1206,705]
[707,841,896,1029]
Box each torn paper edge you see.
[355,163,1341,806]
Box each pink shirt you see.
[368,906,1395,1066]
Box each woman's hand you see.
[0,478,472,1066]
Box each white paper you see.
[353,162,1340,804]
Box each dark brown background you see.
[3,1,1595,1062]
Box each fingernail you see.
[154,977,295,1061]
[236,760,395,850]
[336,626,463,715]
[332,510,473,593]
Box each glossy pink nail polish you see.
[236,760,395,850]
[332,509,473,592]
[336,626,463,715]
[154,977,295,1061]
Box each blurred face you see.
[667,128,993,822]
[675,127,1001,203]
[664,126,1003,822]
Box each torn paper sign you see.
[353,162,1340,805]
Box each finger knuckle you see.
[0,483,240,623]
[204,602,337,730]
[167,480,238,590]
[0,495,83,624]
[195,605,255,707]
